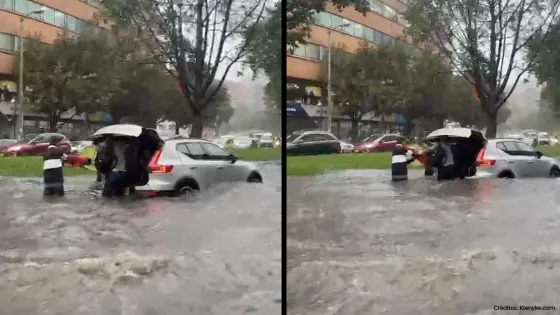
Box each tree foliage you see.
[528,18,560,115]
[101,0,266,137]
[324,42,512,139]
[405,0,560,137]
[244,1,281,108]
[16,30,116,131]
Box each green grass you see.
[537,145,560,157]
[0,156,93,177]
[229,147,281,161]
[287,152,423,176]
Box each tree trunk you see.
[485,111,498,138]
[175,122,180,135]
[350,119,359,143]
[190,113,204,138]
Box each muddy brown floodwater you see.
[0,162,281,315]
[288,170,560,315]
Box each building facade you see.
[286,0,416,138]
[0,0,109,136]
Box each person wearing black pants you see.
[43,143,67,197]
[391,139,416,181]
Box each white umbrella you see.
[426,127,484,140]
[91,124,143,138]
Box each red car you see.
[0,133,71,156]
[355,134,407,153]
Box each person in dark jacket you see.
[43,142,67,196]
[391,139,416,181]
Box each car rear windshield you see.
[362,134,383,142]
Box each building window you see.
[306,44,320,59]
[0,32,14,51]
[316,12,331,27]
[27,1,41,15]
[331,14,343,29]
[54,10,65,27]
[365,28,374,42]
[0,0,14,10]
[66,15,78,32]
[14,0,27,14]
[290,43,323,60]
[42,6,55,24]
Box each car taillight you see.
[476,147,496,167]
[148,150,173,173]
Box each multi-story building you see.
[286,0,417,138]
[0,0,110,136]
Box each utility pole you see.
[326,23,349,133]
[16,9,44,139]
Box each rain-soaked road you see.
[288,170,560,315]
[0,162,281,315]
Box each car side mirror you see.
[536,151,543,159]
[228,154,238,164]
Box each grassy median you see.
[287,145,560,176]
[0,156,93,177]
[287,152,424,176]
[0,147,281,177]
[537,145,560,157]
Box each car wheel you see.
[173,184,199,199]
[549,167,560,178]
[247,173,263,183]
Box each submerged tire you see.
[550,167,560,178]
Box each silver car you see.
[476,139,560,178]
[135,138,263,197]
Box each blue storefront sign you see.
[395,115,406,126]
[286,103,308,117]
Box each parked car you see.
[258,133,274,148]
[538,132,550,145]
[0,133,71,156]
[476,138,560,178]
[0,139,17,149]
[286,130,341,156]
[135,138,263,197]
[340,141,354,153]
[354,133,407,153]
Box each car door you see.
[513,141,549,177]
[200,142,245,182]
[497,141,531,177]
[30,134,51,155]
[378,135,397,152]
[175,142,223,190]
[318,133,340,153]
[297,134,320,155]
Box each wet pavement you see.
[0,162,281,315]
[288,170,560,315]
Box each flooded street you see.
[0,162,281,315]
[288,170,560,315]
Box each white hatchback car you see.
[476,139,560,178]
[136,138,263,197]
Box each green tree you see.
[528,19,560,117]
[405,0,560,138]
[322,42,410,141]
[101,0,266,138]
[245,1,282,108]
[16,30,115,131]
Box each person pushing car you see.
[391,138,416,181]
[43,141,67,196]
